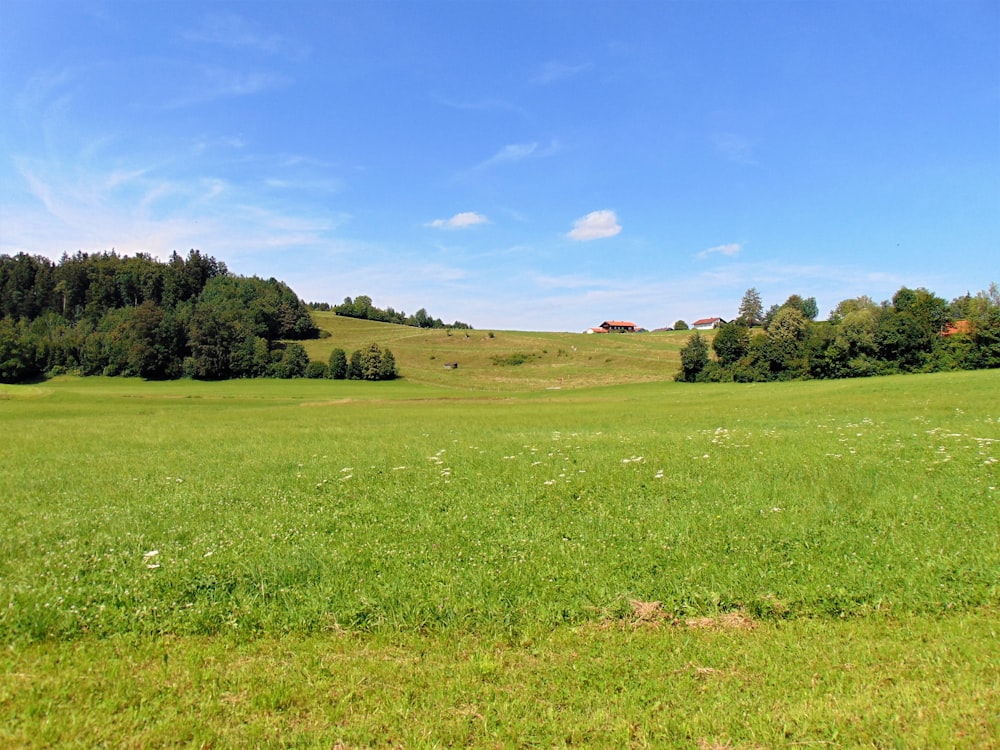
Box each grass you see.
[300,312,693,391]
[0,358,998,746]
[3,612,997,748]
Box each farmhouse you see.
[941,320,971,336]
[691,317,726,330]
[586,320,638,334]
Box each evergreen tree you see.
[738,287,764,326]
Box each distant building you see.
[599,320,638,333]
[691,317,726,330]
[941,320,971,336]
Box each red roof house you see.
[941,320,971,336]
[598,320,637,333]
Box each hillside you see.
[301,312,700,390]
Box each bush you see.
[327,348,348,379]
[271,343,308,378]
[676,332,709,382]
[491,352,537,366]
[357,342,397,381]
[305,361,328,379]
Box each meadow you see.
[0,323,998,747]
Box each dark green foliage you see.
[491,352,537,366]
[271,343,309,379]
[347,349,363,380]
[305,361,328,378]
[780,294,819,321]
[673,320,689,331]
[327,348,348,379]
[711,322,750,366]
[676,332,709,382]
[677,284,1000,385]
[762,304,781,328]
[0,318,40,383]
[331,295,472,329]
[0,250,319,383]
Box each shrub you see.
[327,348,348,379]
[491,352,537,366]
[305,361,328,379]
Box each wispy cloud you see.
[567,210,621,241]
[696,242,742,260]
[479,142,537,168]
[475,140,559,170]
[427,211,489,229]
[3,151,350,270]
[181,13,293,56]
[166,67,286,108]
[531,61,593,85]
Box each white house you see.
[691,317,726,330]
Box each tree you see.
[676,332,709,382]
[272,343,308,378]
[765,307,810,376]
[327,348,348,379]
[780,294,818,320]
[829,295,877,324]
[379,348,397,380]
[673,320,689,330]
[347,349,363,380]
[738,288,764,327]
[800,297,819,321]
[305,360,328,378]
[0,317,40,383]
[712,321,750,366]
[358,342,398,381]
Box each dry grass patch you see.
[685,612,758,631]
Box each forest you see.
[0,251,319,383]
[677,284,1000,383]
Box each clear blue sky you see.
[1,1,997,331]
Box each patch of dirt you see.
[629,599,675,626]
[684,612,757,631]
[300,399,354,407]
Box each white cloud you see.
[567,210,621,241]
[479,142,538,168]
[696,242,742,259]
[427,211,489,229]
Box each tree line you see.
[676,284,1000,383]
[0,251,320,383]
[308,295,472,330]
[298,342,397,381]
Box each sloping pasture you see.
[301,312,693,390]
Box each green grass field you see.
[1,320,998,747]
[302,312,693,390]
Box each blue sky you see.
[1,1,997,331]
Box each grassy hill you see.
[300,312,700,390]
